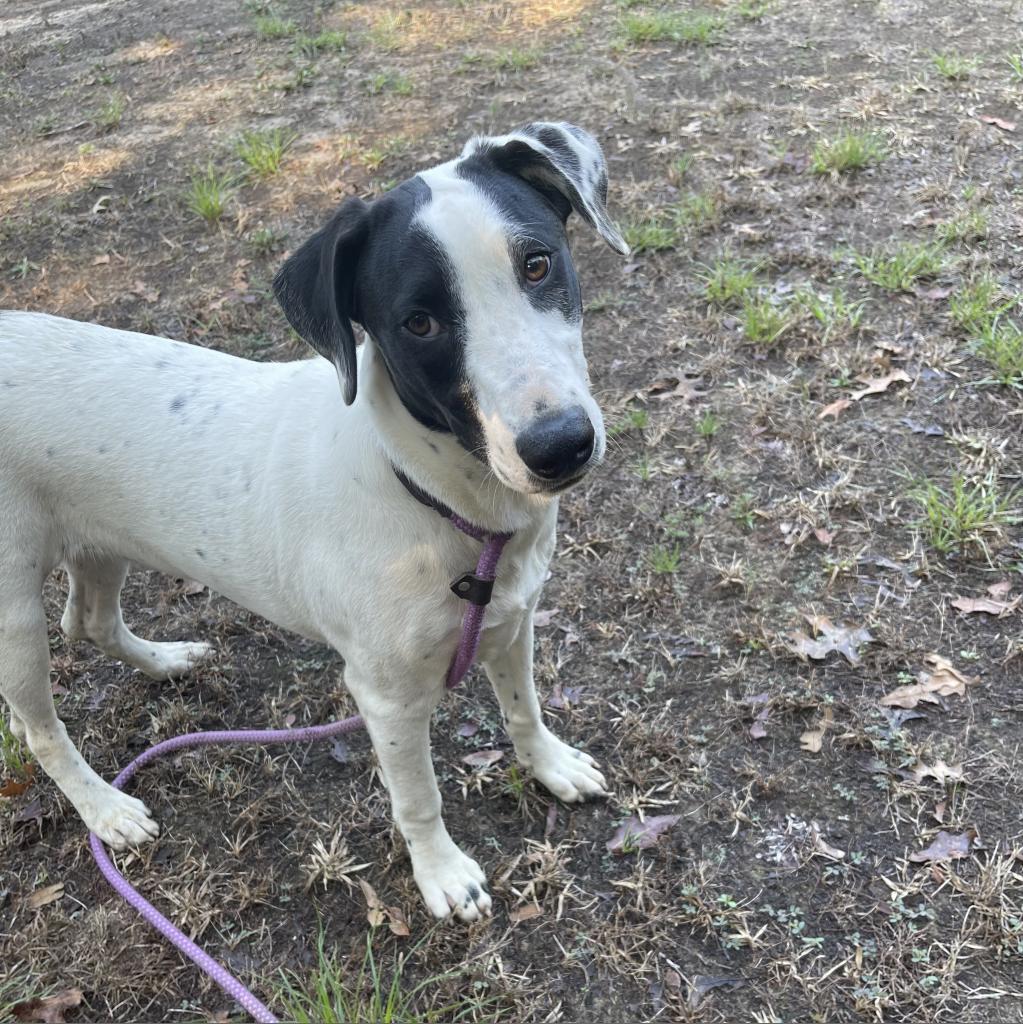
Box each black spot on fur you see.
[195,548,205,559]
[170,395,186,412]
[45,447,54,458]
[468,884,480,901]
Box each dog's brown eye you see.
[524,253,551,284]
[405,313,440,338]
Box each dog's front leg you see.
[346,667,491,921]
[483,614,608,802]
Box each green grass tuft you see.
[931,51,979,80]
[648,543,683,574]
[740,293,793,347]
[853,241,947,292]
[490,48,541,71]
[1,717,30,779]
[234,128,296,178]
[622,217,678,253]
[794,286,865,341]
[95,92,126,131]
[1006,52,1023,81]
[912,473,1019,556]
[972,319,1023,387]
[254,15,298,39]
[936,208,989,245]
[619,10,725,46]
[699,257,758,305]
[949,275,1015,335]
[366,72,414,96]
[185,164,236,224]
[293,30,348,57]
[811,131,885,174]
[277,925,504,1023]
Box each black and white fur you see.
[0,122,628,921]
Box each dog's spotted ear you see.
[462,122,629,256]
[272,197,370,405]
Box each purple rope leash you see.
[90,525,510,1024]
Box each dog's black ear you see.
[462,122,629,256]
[272,196,370,405]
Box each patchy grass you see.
[911,472,1019,555]
[740,292,793,346]
[853,240,947,291]
[254,14,298,39]
[1006,52,1023,81]
[619,10,725,46]
[94,92,126,132]
[366,72,414,96]
[0,717,29,779]
[278,926,504,1023]
[490,48,541,71]
[673,189,721,233]
[794,286,865,341]
[936,207,990,245]
[293,30,348,56]
[648,543,683,574]
[184,164,236,224]
[621,215,679,253]
[972,319,1023,387]
[700,256,759,305]
[931,50,979,80]
[234,128,295,178]
[949,274,1015,334]
[811,130,885,174]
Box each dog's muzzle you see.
[514,405,596,486]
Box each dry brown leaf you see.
[881,654,978,709]
[687,975,743,1009]
[978,113,1016,132]
[131,280,160,303]
[909,760,965,786]
[850,368,911,401]
[909,829,976,863]
[787,614,873,666]
[818,397,851,420]
[749,696,769,740]
[358,879,408,936]
[988,580,1013,600]
[0,763,35,798]
[811,823,845,860]
[26,883,64,909]
[951,594,1019,616]
[813,527,835,546]
[533,608,560,628]
[606,814,680,854]
[12,989,83,1023]
[800,707,834,753]
[646,374,705,403]
[510,903,543,923]
[462,749,504,768]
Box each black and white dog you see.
[0,122,628,920]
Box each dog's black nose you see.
[515,406,595,482]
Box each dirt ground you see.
[2,0,1023,1021]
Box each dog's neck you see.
[359,338,552,535]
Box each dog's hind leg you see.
[62,556,213,680]
[1,559,159,848]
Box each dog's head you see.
[273,121,628,495]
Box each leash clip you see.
[450,572,494,606]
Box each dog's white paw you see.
[140,640,213,681]
[521,730,608,803]
[83,788,160,849]
[412,838,491,922]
